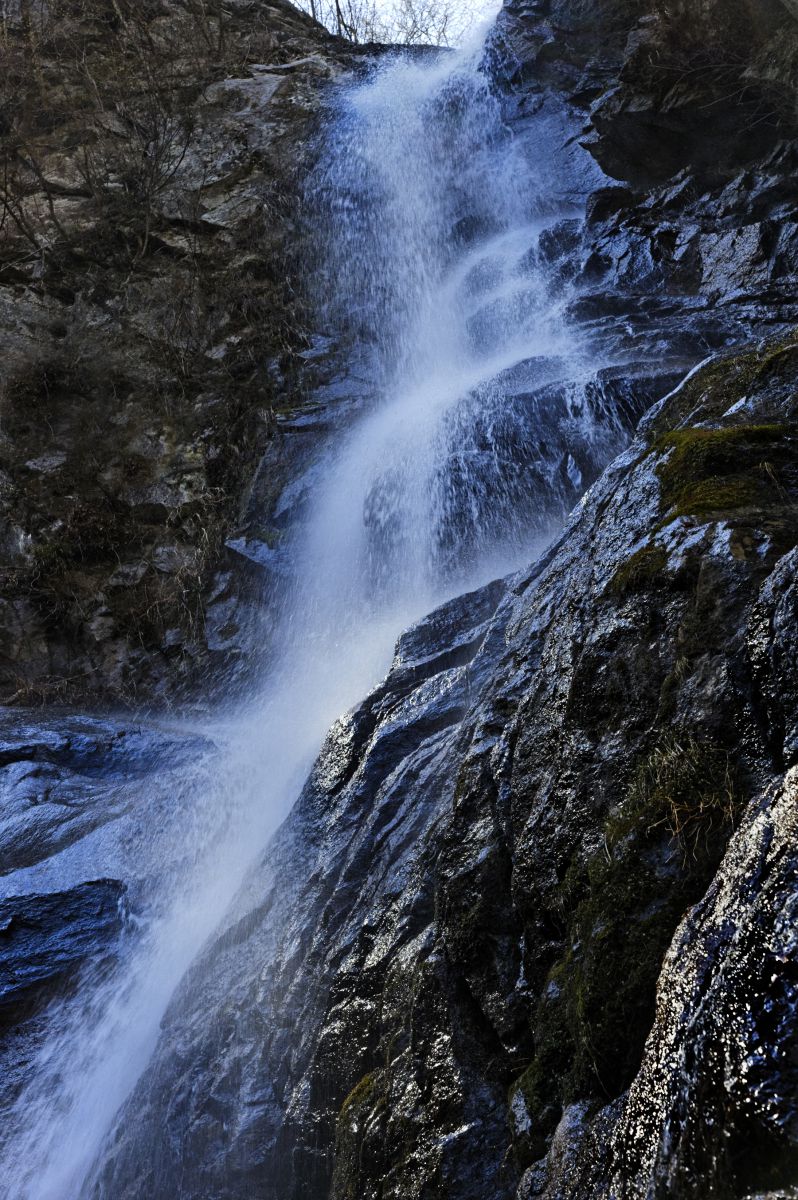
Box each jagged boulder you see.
[0,880,128,1027]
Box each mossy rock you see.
[672,474,767,517]
[652,421,797,521]
[610,542,668,594]
[339,1070,381,1121]
[646,335,798,440]
[332,1070,388,1200]
[511,733,743,1163]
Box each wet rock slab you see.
[0,712,211,877]
[89,334,798,1200]
[0,880,128,1026]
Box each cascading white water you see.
[0,14,619,1198]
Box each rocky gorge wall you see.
[2,0,798,1198]
[2,0,797,711]
[0,0,366,707]
[91,346,798,1194]
[76,2,798,1199]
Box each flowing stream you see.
[0,14,629,1197]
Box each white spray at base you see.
[0,13,607,1196]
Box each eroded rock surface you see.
[0,0,363,705]
[0,880,128,1024]
[91,325,798,1199]
[0,712,210,876]
[4,1,798,1198]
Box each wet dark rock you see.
[0,880,127,1027]
[91,330,798,1200]
[4,1,798,1198]
[585,187,635,227]
[509,0,798,383]
[63,2,798,1198]
[0,712,212,876]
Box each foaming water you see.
[0,14,618,1197]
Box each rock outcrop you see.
[0,0,363,706]
[82,2,798,1197]
[0,877,128,1109]
[0,879,127,1024]
[501,0,798,351]
[0,710,211,875]
[91,321,798,1198]
[0,706,217,1119]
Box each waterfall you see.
[0,13,631,1197]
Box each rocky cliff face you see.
[3,0,796,712]
[0,0,363,706]
[502,0,798,343]
[74,3,798,1199]
[3,0,798,1197]
[91,340,798,1200]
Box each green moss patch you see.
[610,543,668,594]
[653,423,796,519]
[646,335,798,440]
[656,423,784,480]
[671,475,765,517]
[339,1071,380,1120]
[333,1070,388,1200]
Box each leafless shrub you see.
[0,0,235,264]
[297,0,469,46]
[642,1,798,131]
